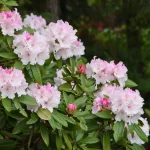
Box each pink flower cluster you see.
[0,67,28,99]
[93,84,144,124]
[92,97,111,114]
[23,13,46,30]
[40,20,85,60]
[13,31,49,65]
[27,83,61,112]
[86,57,128,87]
[0,9,22,36]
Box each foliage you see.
[0,1,149,150]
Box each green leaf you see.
[31,64,42,84]
[37,108,52,120]
[125,79,138,88]
[12,119,28,134]
[70,57,76,72]
[103,132,111,150]
[63,132,72,150]
[2,98,11,112]
[5,0,18,6]
[130,144,145,150]
[63,92,70,105]
[74,96,87,107]
[58,83,72,91]
[56,135,62,150]
[133,124,148,142]
[52,110,68,127]
[76,131,84,142]
[27,113,38,124]
[95,110,114,119]
[0,139,16,150]
[40,123,49,146]
[79,137,99,144]
[0,53,17,59]
[113,121,125,142]
[57,57,62,69]
[14,61,24,70]
[18,95,38,105]
[48,119,57,130]
[80,118,88,131]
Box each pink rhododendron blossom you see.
[67,103,77,115]
[13,31,49,65]
[77,64,86,74]
[127,117,149,144]
[40,20,85,60]
[94,84,144,124]
[27,83,61,112]
[0,67,28,99]
[0,8,22,36]
[86,57,128,87]
[92,97,111,114]
[23,13,46,30]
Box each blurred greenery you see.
[13,0,150,148]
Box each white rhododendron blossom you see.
[127,117,149,144]
[23,13,46,30]
[0,67,28,99]
[86,57,128,87]
[40,20,85,60]
[0,8,22,36]
[94,84,144,124]
[27,83,61,112]
[13,31,49,65]
[54,69,66,86]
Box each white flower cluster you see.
[86,57,128,87]
[23,13,46,30]
[0,67,28,99]
[94,84,144,124]
[0,8,22,36]
[40,20,85,60]
[27,83,61,112]
[93,84,149,145]
[13,31,49,65]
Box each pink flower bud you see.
[100,98,111,107]
[77,64,86,74]
[67,103,77,115]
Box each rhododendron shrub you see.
[0,2,149,150]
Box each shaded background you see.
[16,0,150,148]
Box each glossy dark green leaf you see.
[5,1,18,6]
[27,113,38,124]
[56,135,62,150]
[12,119,28,134]
[103,131,111,150]
[18,95,38,105]
[63,131,72,150]
[58,83,72,92]
[14,61,24,70]
[79,137,99,144]
[0,52,17,59]
[31,64,42,84]
[95,110,114,119]
[40,123,49,146]
[113,121,125,142]
[74,96,87,107]
[125,79,138,88]
[37,108,52,120]
[2,98,11,112]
